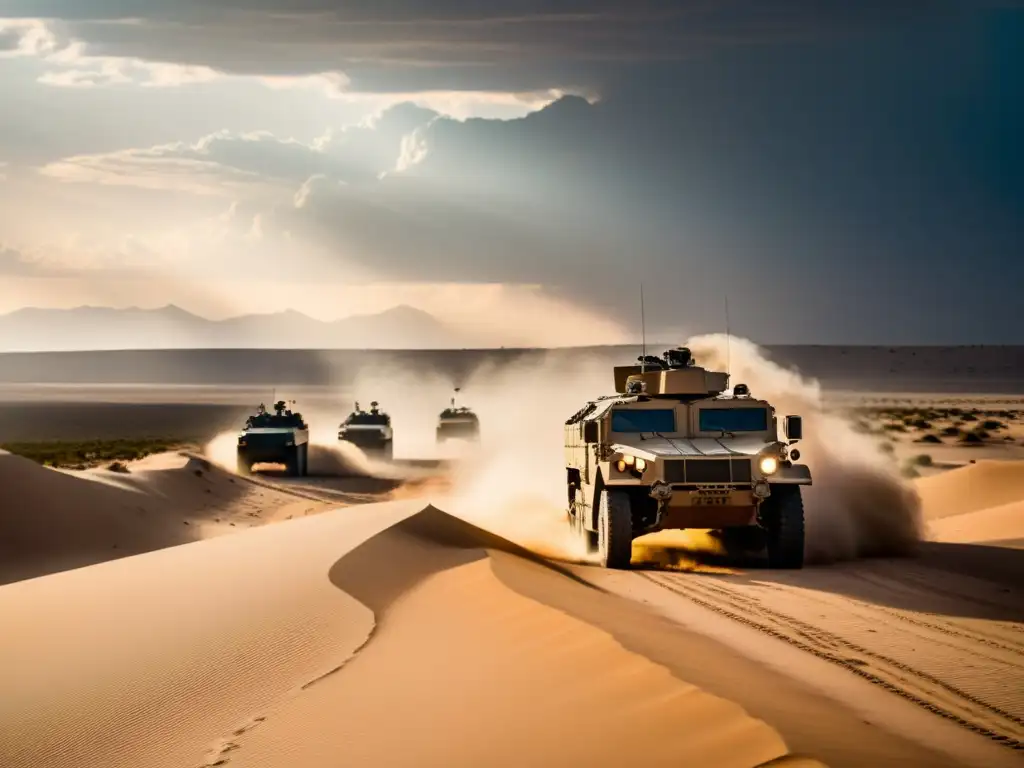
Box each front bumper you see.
[648,483,763,529]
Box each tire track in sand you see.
[639,570,1024,753]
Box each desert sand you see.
[2,342,1023,768]
[1,499,822,768]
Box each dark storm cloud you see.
[4,1,958,91]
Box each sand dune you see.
[0,449,327,586]
[916,460,1024,521]
[0,502,814,768]
[914,460,1024,547]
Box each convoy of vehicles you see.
[233,349,811,572]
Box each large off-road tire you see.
[236,453,251,475]
[763,485,805,569]
[381,442,394,462]
[299,443,309,477]
[597,489,634,569]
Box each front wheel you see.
[598,489,634,569]
[762,486,805,569]
[236,452,251,475]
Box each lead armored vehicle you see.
[436,388,480,443]
[338,401,394,460]
[236,400,310,476]
[564,347,810,569]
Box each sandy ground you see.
[0,445,444,586]
[0,502,822,768]
[2,372,1023,767]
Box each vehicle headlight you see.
[623,454,635,466]
[635,457,647,472]
[759,456,779,475]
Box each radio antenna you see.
[640,283,647,374]
[724,295,732,386]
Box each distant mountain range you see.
[0,305,465,352]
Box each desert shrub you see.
[961,412,978,422]
[917,433,942,444]
[106,461,131,473]
[909,419,932,430]
[913,454,933,466]
[901,464,921,478]
[883,422,908,432]
[878,442,896,454]
[941,426,961,437]
[0,438,190,469]
[959,431,984,445]
[981,420,1005,431]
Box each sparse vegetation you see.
[959,432,984,445]
[900,464,921,478]
[878,441,896,454]
[917,433,942,444]
[912,454,933,467]
[980,420,1005,431]
[1,439,191,469]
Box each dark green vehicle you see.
[236,400,310,476]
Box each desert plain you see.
[0,341,1022,768]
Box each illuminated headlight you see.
[759,456,779,475]
[635,457,647,472]
[616,459,627,472]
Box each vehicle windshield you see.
[345,413,389,426]
[699,407,769,433]
[611,408,676,433]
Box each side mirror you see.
[784,415,803,442]
[583,421,599,444]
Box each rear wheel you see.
[762,486,805,569]
[299,443,309,477]
[598,489,633,569]
[236,452,251,475]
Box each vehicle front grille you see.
[663,458,752,484]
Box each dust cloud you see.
[687,334,923,563]
[437,355,612,563]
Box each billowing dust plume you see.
[687,334,923,563]
[202,426,427,482]
[353,354,610,563]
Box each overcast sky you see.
[0,1,1020,344]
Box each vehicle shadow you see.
[630,538,1024,624]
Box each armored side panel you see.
[613,365,729,396]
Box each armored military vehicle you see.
[338,401,394,460]
[564,347,810,569]
[236,400,310,476]
[436,388,480,443]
